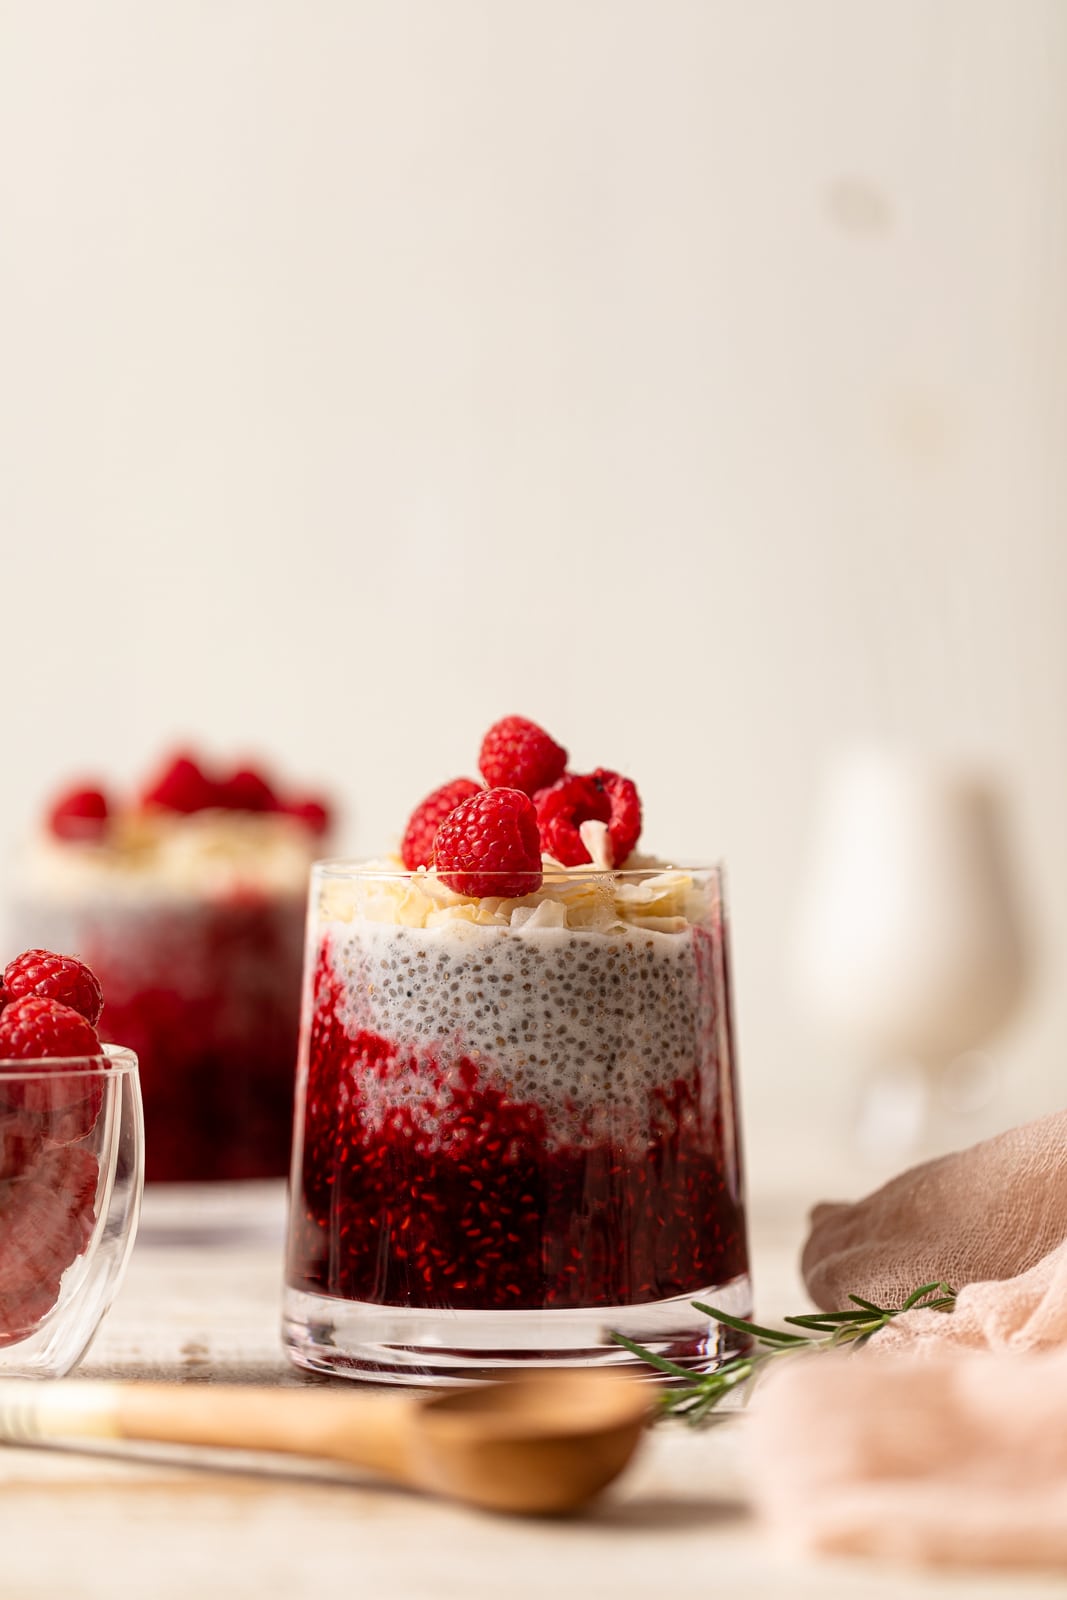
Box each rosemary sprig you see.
[612,1281,957,1426]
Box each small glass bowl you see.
[0,1046,143,1376]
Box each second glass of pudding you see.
[12,809,318,1184]
[285,862,749,1382]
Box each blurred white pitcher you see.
[792,748,1028,1157]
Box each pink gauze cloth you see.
[744,1108,1067,1567]
[746,1348,1067,1567]
[803,1107,1067,1354]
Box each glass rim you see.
[312,858,723,882]
[0,1043,138,1077]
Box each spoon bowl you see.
[415,1371,653,1513]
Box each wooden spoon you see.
[0,1370,651,1514]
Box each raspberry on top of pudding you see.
[399,717,644,883]
[334,713,702,931]
[25,749,332,903]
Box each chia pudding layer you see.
[287,864,748,1313]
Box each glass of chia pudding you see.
[284,718,749,1382]
[10,752,331,1185]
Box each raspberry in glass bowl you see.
[11,751,331,1184]
[284,718,750,1383]
[0,950,142,1376]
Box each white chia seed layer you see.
[321,916,724,1149]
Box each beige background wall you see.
[2,0,1065,1170]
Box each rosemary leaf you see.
[902,1281,955,1310]
[688,1303,809,1347]
[609,1332,705,1381]
[846,1295,885,1313]
[612,1281,958,1427]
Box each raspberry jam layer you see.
[287,924,748,1312]
[14,898,305,1183]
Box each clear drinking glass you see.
[284,862,750,1383]
[0,1046,143,1375]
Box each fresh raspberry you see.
[217,765,278,812]
[0,1144,100,1341]
[432,788,543,899]
[280,796,332,836]
[593,768,643,865]
[0,1112,43,1182]
[0,1279,66,1346]
[0,1056,104,1141]
[478,716,568,796]
[533,773,610,866]
[48,786,110,842]
[30,1082,103,1145]
[35,1142,100,1226]
[401,778,482,871]
[534,768,642,866]
[0,998,104,1141]
[140,751,218,813]
[0,996,101,1061]
[4,950,104,1027]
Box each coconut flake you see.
[510,898,567,930]
[578,819,615,870]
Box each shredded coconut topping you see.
[318,857,713,934]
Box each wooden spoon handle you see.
[0,1381,417,1482]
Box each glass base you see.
[282,1272,753,1386]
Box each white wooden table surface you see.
[1,1181,1060,1600]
